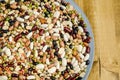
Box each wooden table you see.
[74,0,120,80]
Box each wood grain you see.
[74,0,120,80]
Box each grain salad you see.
[0,0,91,80]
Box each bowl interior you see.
[65,0,95,80]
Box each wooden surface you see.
[74,0,120,80]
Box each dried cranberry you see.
[14,34,22,42]
[39,29,44,36]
